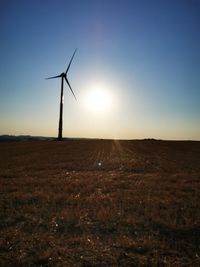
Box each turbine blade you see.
[65,77,77,101]
[65,48,77,74]
[46,74,61,80]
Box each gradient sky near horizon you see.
[0,0,200,140]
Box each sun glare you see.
[84,84,114,113]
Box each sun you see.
[84,84,114,113]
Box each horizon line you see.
[0,134,200,142]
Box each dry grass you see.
[0,139,200,266]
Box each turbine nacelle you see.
[61,72,66,77]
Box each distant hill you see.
[0,135,91,142]
[0,135,55,142]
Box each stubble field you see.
[0,139,200,266]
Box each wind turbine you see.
[46,49,77,141]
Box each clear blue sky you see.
[0,0,200,140]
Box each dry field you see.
[0,139,200,266]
